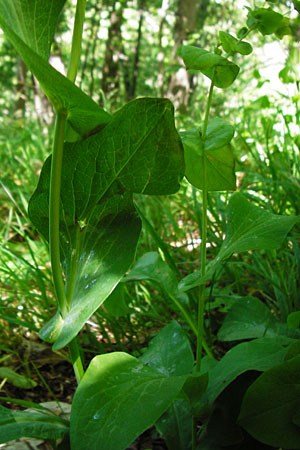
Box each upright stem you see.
[67,0,87,83]
[49,112,68,318]
[192,74,216,450]
[195,76,215,373]
[49,0,86,384]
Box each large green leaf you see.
[199,338,287,414]
[54,209,141,350]
[0,1,111,136]
[180,118,236,191]
[70,352,187,450]
[218,296,300,342]
[28,98,184,349]
[179,192,299,291]
[140,321,194,376]
[0,405,69,444]
[181,45,240,88]
[239,356,300,449]
[0,0,66,60]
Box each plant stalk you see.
[67,0,87,83]
[192,74,216,450]
[49,0,86,384]
[195,76,215,373]
[49,112,68,318]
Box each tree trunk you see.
[100,1,126,106]
[14,58,27,117]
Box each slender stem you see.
[195,77,215,373]
[67,0,87,83]
[49,0,86,384]
[49,112,68,318]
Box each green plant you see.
[0,1,300,450]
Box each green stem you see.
[195,77,215,373]
[67,0,87,83]
[49,0,86,384]
[49,112,68,318]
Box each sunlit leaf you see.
[179,192,299,291]
[70,352,187,450]
[181,45,240,88]
[28,98,184,349]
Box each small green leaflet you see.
[180,117,236,191]
[219,31,253,56]
[181,45,240,88]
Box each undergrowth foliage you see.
[0,1,299,449]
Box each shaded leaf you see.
[287,311,300,329]
[70,352,187,450]
[181,45,240,88]
[103,284,131,317]
[123,251,178,296]
[218,296,300,341]
[239,356,300,449]
[0,368,37,389]
[140,321,194,377]
[0,405,69,444]
[156,400,192,450]
[197,338,288,419]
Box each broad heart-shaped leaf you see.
[198,338,287,414]
[218,296,300,342]
[0,7,111,136]
[140,321,194,376]
[239,356,300,449]
[70,352,187,450]
[179,192,299,292]
[0,0,66,60]
[0,405,69,444]
[181,45,240,88]
[28,98,184,349]
[180,118,236,191]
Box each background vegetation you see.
[0,0,299,448]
